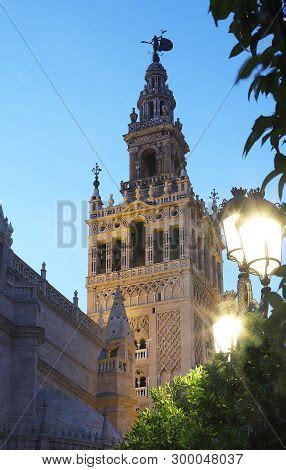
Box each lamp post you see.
[220,188,285,317]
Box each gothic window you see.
[109,347,118,358]
[112,238,121,272]
[198,236,203,271]
[91,247,96,275]
[217,262,223,293]
[204,236,211,280]
[130,221,146,267]
[139,338,146,349]
[148,101,154,119]
[97,242,106,274]
[212,254,217,287]
[153,228,163,263]
[141,149,156,177]
[169,225,180,260]
[191,229,197,264]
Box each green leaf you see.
[274,266,286,278]
[244,116,274,156]
[274,152,286,172]
[278,174,286,200]
[279,277,286,290]
[267,292,284,309]
[237,55,261,82]
[261,169,279,191]
[209,0,235,25]
[261,131,272,146]
[229,42,245,58]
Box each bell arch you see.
[141,148,157,177]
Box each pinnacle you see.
[104,287,133,342]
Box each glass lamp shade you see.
[219,188,247,266]
[213,315,241,353]
[222,213,245,266]
[237,197,284,279]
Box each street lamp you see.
[236,189,285,315]
[219,188,253,314]
[220,188,285,316]
[213,315,242,354]
[236,189,284,280]
[220,188,247,267]
[213,291,242,354]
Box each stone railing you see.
[120,172,176,193]
[98,359,128,373]
[89,182,192,220]
[0,420,116,450]
[7,252,103,342]
[135,387,149,398]
[88,258,189,285]
[128,115,172,133]
[135,349,147,360]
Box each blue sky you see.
[0,0,279,309]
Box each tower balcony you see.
[128,115,172,133]
[120,172,176,193]
[135,349,148,360]
[88,258,190,286]
[98,358,129,373]
[135,387,149,398]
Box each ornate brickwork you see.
[129,315,149,338]
[194,313,204,366]
[157,309,181,378]
[94,276,181,312]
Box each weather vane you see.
[210,188,219,212]
[141,30,173,63]
[92,163,102,190]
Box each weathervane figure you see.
[92,163,102,190]
[141,30,173,63]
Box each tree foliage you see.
[209,0,286,198]
[119,315,286,450]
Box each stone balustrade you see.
[135,349,147,360]
[98,359,128,373]
[7,252,103,342]
[135,387,149,398]
[89,258,189,285]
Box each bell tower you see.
[87,35,223,411]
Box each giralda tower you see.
[86,34,223,410]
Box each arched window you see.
[153,228,163,263]
[97,242,106,274]
[139,338,146,349]
[112,238,121,272]
[169,226,180,260]
[141,149,156,177]
[148,101,154,119]
[130,221,146,267]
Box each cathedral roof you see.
[104,287,133,343]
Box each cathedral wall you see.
[0,324,12,424]
[37,300,101,402]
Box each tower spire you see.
[104,287,132,342]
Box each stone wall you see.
[0,242,119,449]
